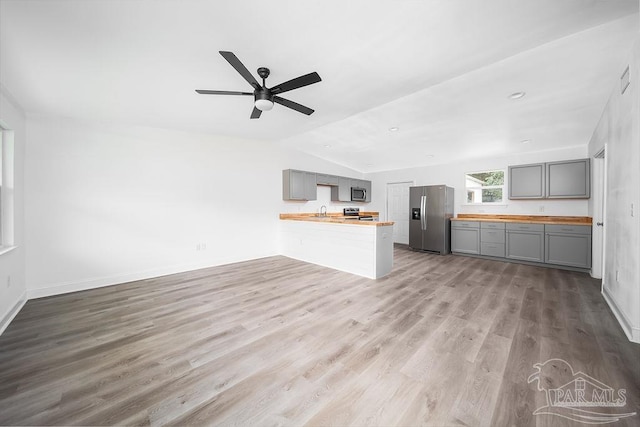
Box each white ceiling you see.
[1,0,638,172]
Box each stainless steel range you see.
[343,207,374,221]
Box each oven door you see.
[351,187,366,201]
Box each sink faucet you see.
[320,205,327,217]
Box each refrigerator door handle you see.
[423,194,428,230]
[420,195,426,230]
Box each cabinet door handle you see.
[596,222,604,226]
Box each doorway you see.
[592,147,606,281]
[386,182,413,244]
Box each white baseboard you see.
[602,285,640,344]
[0,291,27,336]
[27,253,276,300]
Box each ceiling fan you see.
[196,51,322,119]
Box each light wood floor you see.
[0,246,639,426]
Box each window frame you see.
[464,169,506,205]
[0,122,16,255]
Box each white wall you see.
[24,116,361,297]
[0,88,27,334]
[365,145,589,220]
[588,37,640,343]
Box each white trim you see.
[27,255,275,299]
[0,245,17,256]
[602,285,640,343]
[0,291,27,336]
[461,203,509,207]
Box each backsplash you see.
[281,186,365,214]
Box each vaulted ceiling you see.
[1,0,638,172]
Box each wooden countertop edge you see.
[280,215,393,227]
[280,212,379,219]
[452,214,592,225]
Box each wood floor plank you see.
[1,248,639,426]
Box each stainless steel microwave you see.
[351,187,366,202]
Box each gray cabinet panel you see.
[364,180,372,202]
[480,222,505,256]
[283,169,305,200]
[506,229,544,262]
[282,169,316,200]
[546,159,590,199]
[316,174,338,186]
[545,224,591,235]
[452,221,480,229]
[545,232,591,268]
[509,163,545,199]
[506,223,544,232]
[481,222,505,230]
[451,227,480,254]
[481,229,505,244]
[304,172,317,200]
[481,242,505,257]
[331,176,352,201]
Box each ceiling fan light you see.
[255,99,274,111]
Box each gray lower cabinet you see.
[545,224,592,268]
[509,163,545,199]
[451,221,480,254]
[480,222,505,257]
[283,169,317,201]
[546,159,590,199]
[505,223,544,262]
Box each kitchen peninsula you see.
[279,212,394,279]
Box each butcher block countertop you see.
[451,214,592,226]
[280,212,394,227]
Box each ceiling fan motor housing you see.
[257,67,270,79]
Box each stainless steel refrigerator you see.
[409,185,454,254]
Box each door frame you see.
[592,146,607,283]
[386,181,414,244]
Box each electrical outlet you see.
[539,205,545,213]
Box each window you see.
[465,170,505,204]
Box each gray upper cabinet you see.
[316,173,339,186]
[284,169,371,202]
[508,158,590,200]
[546,159,590,199]
[331,176,352,202]
[282,169,317,201]
[509,163,545,199]
[364,180,372,202]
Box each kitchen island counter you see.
[279,213,394,279]
[279,213,393,226]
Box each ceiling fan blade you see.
[270,72,321,95]
[195,89,253,96]
[273,96,314,115]
[219,51,261,90]
[250,106,262,119]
